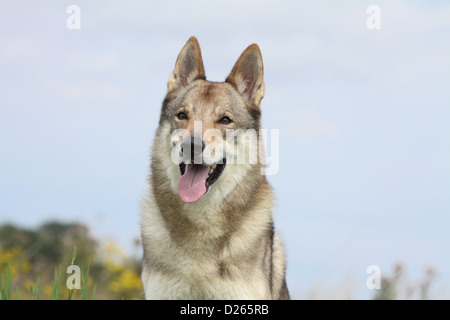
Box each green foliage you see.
[28,276,40,300]
[373,263,437,300]
[0,221,142,300]
[80,260,96,300]
[0,262,12,300]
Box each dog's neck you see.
[149,161,270,245]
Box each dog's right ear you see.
[167,37,206,92]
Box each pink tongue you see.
[178,164,210,203]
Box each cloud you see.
[66,52,122,73]
[1,37,35,60]
[57,81,129,100]
[286,109,339,140]
[59,83,85,98]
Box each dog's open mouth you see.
[177,159,226,203]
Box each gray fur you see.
[140,37,289,300]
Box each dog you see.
[140,36,289,300]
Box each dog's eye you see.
[176,112,188,120]
[219,116,232,125]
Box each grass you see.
[0,261,12,300]
[29,276,40,300]
[0,247,96,300]
[80,260,96,300]
[0,222,143,299]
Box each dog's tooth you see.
[211,163,217,169]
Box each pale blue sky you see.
[1,1,449,299]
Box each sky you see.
[0,1,449,299]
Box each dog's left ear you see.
[167,36,206,92]
[226,44,265,108]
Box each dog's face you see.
[158,37,265,204]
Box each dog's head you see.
[157,37,266,204]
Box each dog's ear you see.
[167,37,206,92]
[226,44,265,108]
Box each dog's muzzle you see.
[179,136,205,164]
[177,136,226,204]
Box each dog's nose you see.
[180,136,205,164]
